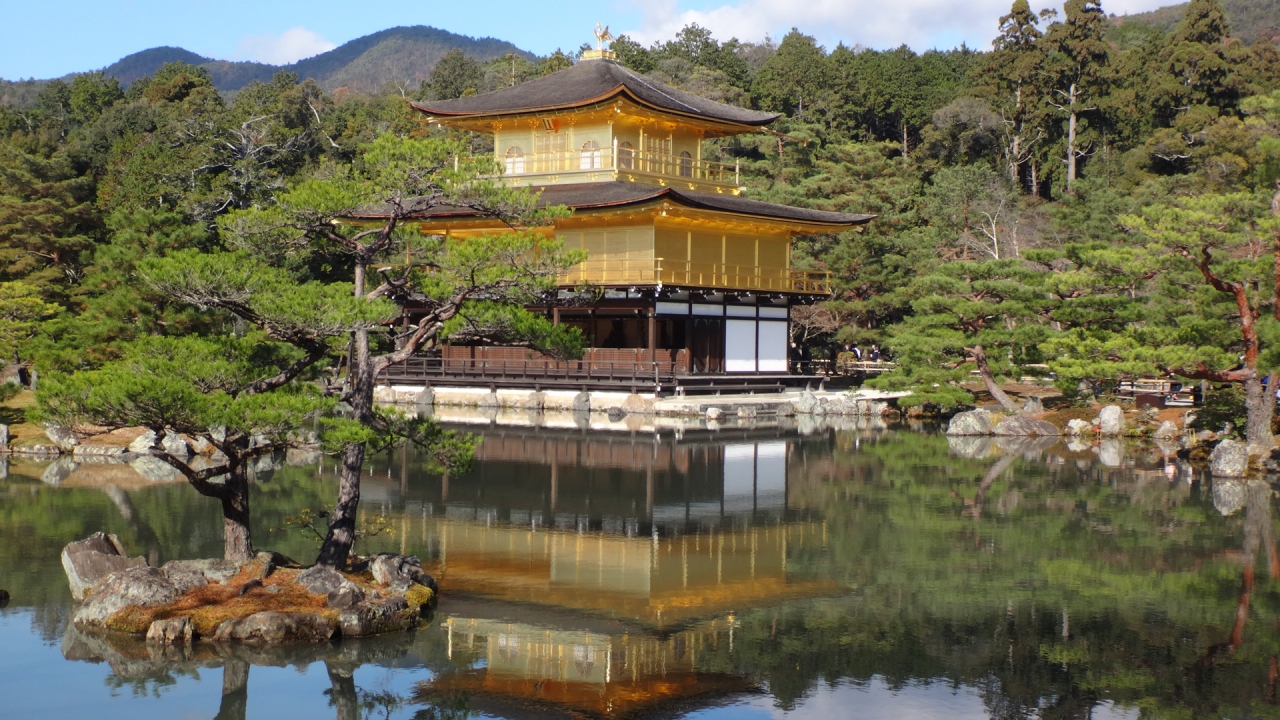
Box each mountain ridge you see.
[1118,0,1280,44]
[44,25,534,95]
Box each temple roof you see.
[412,59,780,128]
[361,182,874,229]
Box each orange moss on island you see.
[103,561,379,636]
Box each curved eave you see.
[412,85,780,132]
[665,194,875,230]
[350,197,875,234]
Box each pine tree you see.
[1048,191,1280,447]
[35,296,375,562]
[170,134,584,568]
[869,258,1054,411]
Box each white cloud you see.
[623,0,1175,52]
[234,27,337,65]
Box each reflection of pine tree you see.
[213,661,248,720]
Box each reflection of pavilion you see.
[423,518,835,626]
[375,429,840,718]
[363,428,840,627]
[419,615,752,718]
[365,427,813,534]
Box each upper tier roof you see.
[412,59,780,127]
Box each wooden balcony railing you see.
[378,349,687,389]
[560,258,832,294]
[501,147,740,186]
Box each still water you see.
[0,416,1274,719]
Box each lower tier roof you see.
[356,181,875,229]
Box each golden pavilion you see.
[390,42,872,392]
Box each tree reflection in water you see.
[8,423,1280,718]
[214,660,248,720]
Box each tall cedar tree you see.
[978,0,1048,189]
[1042,0,1112,194]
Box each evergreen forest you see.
[3,0,1280,424]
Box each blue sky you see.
[2,0,1174,80]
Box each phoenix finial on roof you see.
[594,23,614,51]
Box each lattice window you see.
[580,139,602,170]
[504,146,524,174]
[617,141,634,170]
[533,133,566,172]
[678,151,693,178]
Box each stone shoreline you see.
[374,384,909,420]
[945,404,1275,479]
[63,533,436,647]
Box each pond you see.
[0,416,1273,719]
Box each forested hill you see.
[8,26,534,96]
[3,0,1280,433]
[1119,0,1280,43]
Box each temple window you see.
[504,146,524,174]
[580,139,602,169]
[617,141,634,170]
[678,151,693,178]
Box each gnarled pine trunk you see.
[316,323,372,568]
[220,457,253,563]
[968,345,1021,413]
[1245,372,1277,452]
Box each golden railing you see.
[501,148,740,185]
[621,149,739,184]
[559,258,831,294]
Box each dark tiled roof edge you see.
[352,182,873,228]
[413,59,779,127]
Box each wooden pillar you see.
[647,308,656,362]
[695,132,702,177]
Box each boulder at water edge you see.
[146,616,194,645]
[414,387,434,410]
[1066,419,1092,435]
[792,391,818,415]
[212,612,335,645]
[1154,421,1179,439]
[73,566,184,628]
[43,426,79,451]
[946,409,994,436]
[620,394,651,415]
[128,430,157,454]
[160,432,190,457]
[1209,439,1249,478]
[61,532,148,601]
[1098,405,1124,435]
[992,416,1061,436]
[369,553,437,593]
